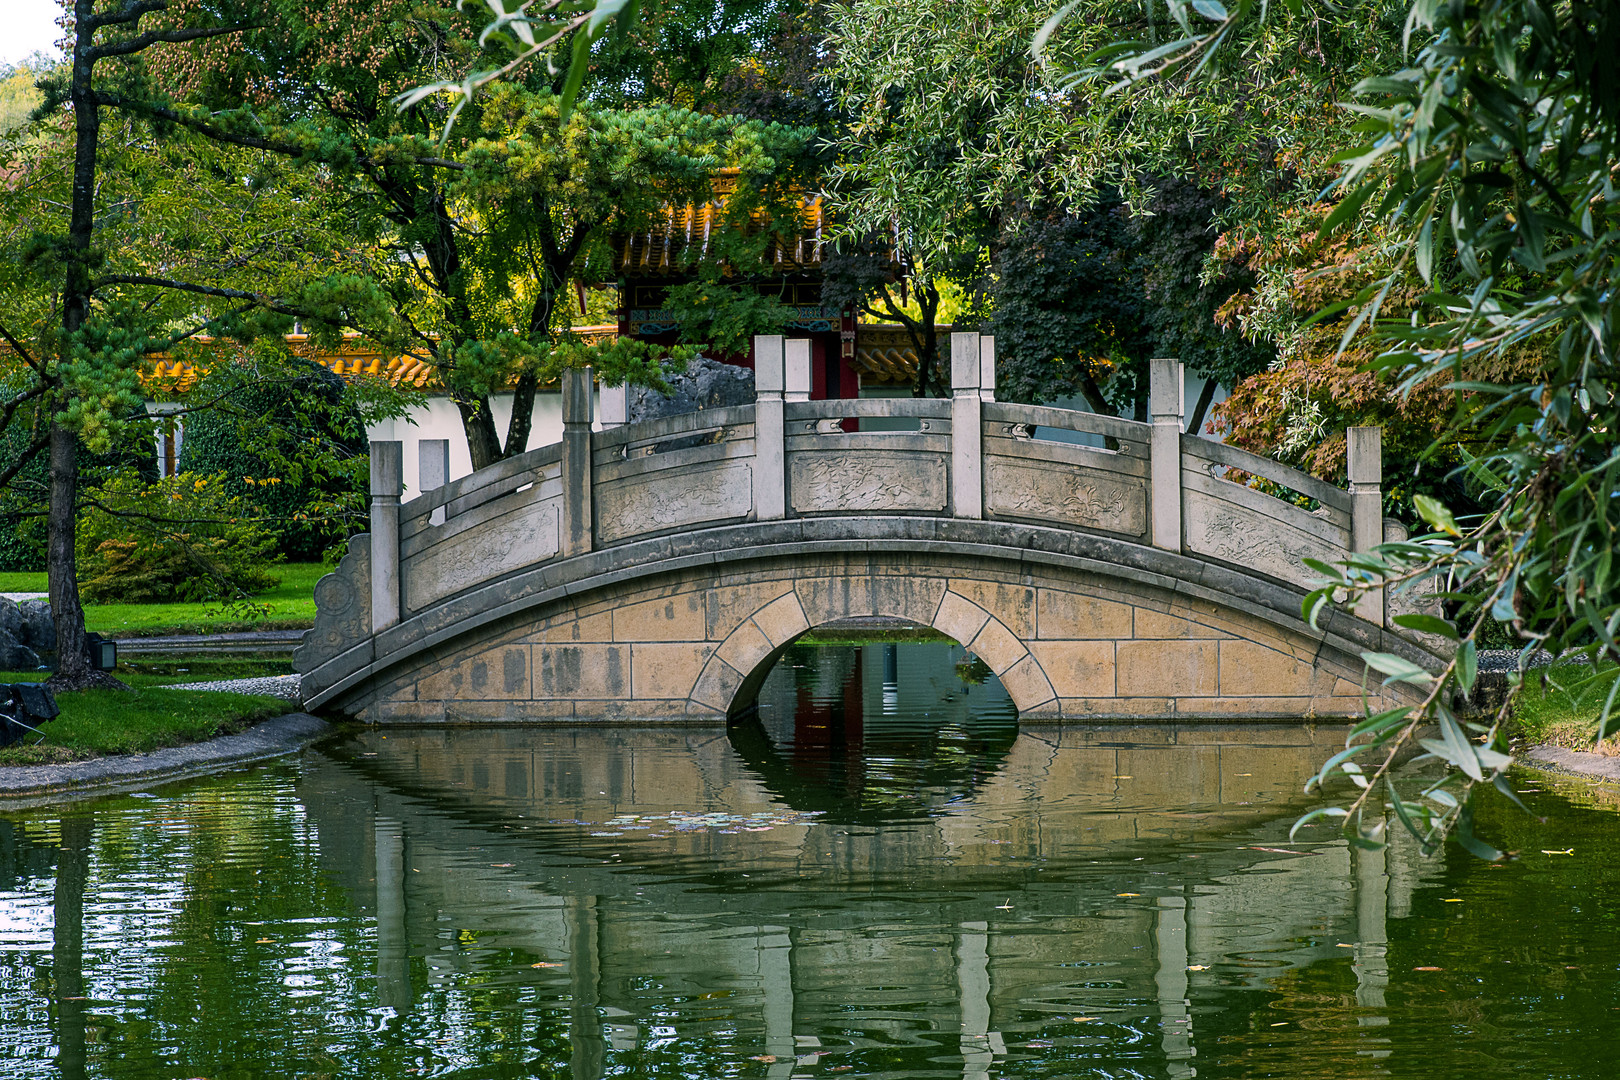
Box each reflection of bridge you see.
[296,334,1437,722]
[299,726,1433,1078]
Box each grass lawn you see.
[86,562,328,636]
[2,563,329,635]
[0,681,293,765]
[1510,661,1620,752]
[0,572,47,593]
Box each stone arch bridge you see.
[296,336,1437,723]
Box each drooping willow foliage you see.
[1045,0,1620,858]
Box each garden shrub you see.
[177,357,367,562]
[76,471,281,604]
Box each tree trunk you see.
[46,425,96,687]
[47,0,124,691]
[1186,376,1218,438]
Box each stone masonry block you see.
[416,647,532,700]
[1116,640,1218,697]
[998,652,1057,711]
[613,592,706,642]
[1217,640,1316,697]
[690,656,745,712]
[751,592,810,647]
[948,579,1035,639]
[793,574,947,629]
[1059,697,1176,720]
[968,616,1026,676]
[536,643,629,697]
[1029,640,1115,698]
[932,590,990,647]
[526,610,614,643]
[1133,608,1228,640]
[716,619,775,676]
[868,574,950,626]
[1037,589,1133,640]
[631,642,713,700]
[705,580,793,641]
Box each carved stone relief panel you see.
[789,451,946,514]
[405,501,560,612]
[597,462,753,543]
[985,458,1147,536]
[1184,491,1344,590]
[295,534,371,670]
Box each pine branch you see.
[93,93,466,170]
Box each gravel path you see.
[166,673,303,701]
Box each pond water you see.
[3,641,1620,1079]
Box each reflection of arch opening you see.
[726,632,1019,819]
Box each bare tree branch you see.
[0,435,49,494]
[90,23,256,60]
[88,1,170,30]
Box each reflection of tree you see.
[52,815,91,1080]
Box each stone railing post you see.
[951,332,983,519]
[784,338,812,403]
[419,438,448,526]
[562,365,594,557]
[1348,425,1384,624]
[979,336,996,403]
[599,380,628,429]
[754,335,786,522]
[1149,357,1184,552]
[370,440,403,632]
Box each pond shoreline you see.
[1520,742,1620,784]
[0,712,331,807]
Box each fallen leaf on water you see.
[1270,1022,1288,1027]
[255,938,275,944]
[1443,898,1465,903]
[1249,846,1312,855]
[530,962,561,968]
[1116,893,1141,897]
[1187,965,1208,971]
[1414,966,1443,971]
[1072,1017,1097,1022]
[491,863,514,868]
[1113,775,1134,780]
[1542,848,1575,856]
[749,1055,776,1063]
[1336,943,1354,948]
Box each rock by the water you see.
[0,598,52,671]
[628,356,754,423]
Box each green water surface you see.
[2,642,1618,1079]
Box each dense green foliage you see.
[176,356,367,562]
[75,472,280,605]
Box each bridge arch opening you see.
[725,627,1020,816]
[700,578,1060,723]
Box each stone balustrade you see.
[362,332,1388,633]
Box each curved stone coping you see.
[0,713,332,807]
[301,516,1444,710]
[1180,433,1353,515]
[1518,743,1620,784]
